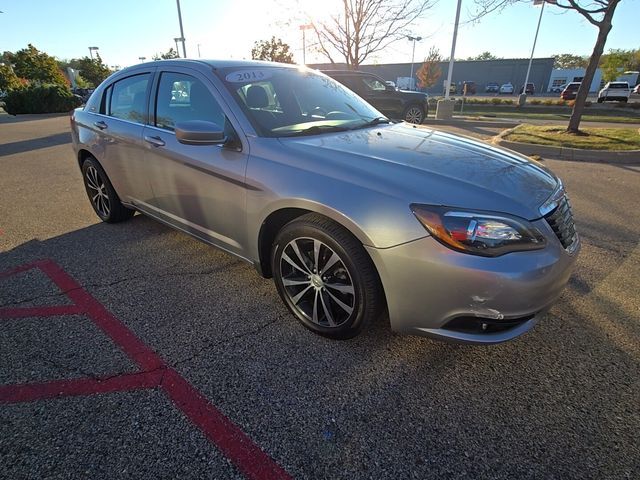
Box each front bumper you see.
[365,220,579,344]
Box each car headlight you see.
[410,204,546,257]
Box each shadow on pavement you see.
[0,133,72,157]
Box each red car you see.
[560,82,581,100]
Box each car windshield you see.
[217,66,385,137]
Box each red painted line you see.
[0,259,292,479]
[162,368,293,480]
[37,260,165,372]
[0,260,46,279]
[0,370,163,403]
[0,304,84,319]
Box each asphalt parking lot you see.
[1,113,639,479]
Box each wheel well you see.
[77,149,93,170]
[258,208,311,278]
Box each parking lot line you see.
[0,259,293,480]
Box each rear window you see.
[608,83,629,89]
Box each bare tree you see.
[472,0,622,134]
[310,0,436,69]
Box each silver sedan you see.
[70,60,579,343]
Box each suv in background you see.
[519,83,535,95]
[322,70,429,124]
[462,81,476,95]
[598,82,631,103]
[560,82,581,100]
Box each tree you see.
[552,53,588,69]
[599,48,640,81]
[472,0,622,134]
[152,48,180,60]
[0,63,23,91]
[467,51,498,61]
[66,54,112,88]
[416,47,441,89]
[4,44,68,86]
[251,37,294,63]
[310,0,436,69]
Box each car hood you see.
[279,123,558,220]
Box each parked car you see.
[519,83,535,95]
[499,82,514,94]
[322,70,428,124]
[550,83,566,93]
[462,81,476,95]
[597,81,631,103]
[633,84,640,94]
[71,60,579,343]
[485,82,499,93]
[560,82,581,100]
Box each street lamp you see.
[88,46,99,60]
[138,56,146,62]
[175,0,187,57]
[299,24,313,65]
[407,36,422,90]
[174,37,183,57]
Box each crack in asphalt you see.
[0,265,238,308]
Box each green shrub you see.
[490,97,502,105]
[4,83,82,114]
[530,99,542,105]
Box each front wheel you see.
[597,97,605,103]
[403,104,425,124]
[271,214,384,339]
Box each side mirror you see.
[385,85,396,92]
[175,120,226,145]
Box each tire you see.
[621,98,628,103]
[403,104,425,124]
[597,97,604,103]
[271,213,384,340]
[81,157,135,223]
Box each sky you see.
[1,0,638,69]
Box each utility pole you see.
[174,38,182,57]
[176,0,187,58]
[88,46,99,60]
[444,0,462,100]
[520,0,546,105]
[435,0,462,120]
[299,24,313,65]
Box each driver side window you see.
[155,72,225,131]
[362,77,387,91]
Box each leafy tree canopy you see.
[153,48,180,60]
[4,44,68,86]
[552,53,589,69]
[416,47,442,89]
[467,51,499,61]
[251,37,294,63]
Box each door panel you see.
[142,69,249,255]
[92,72,155,204]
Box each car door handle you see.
[144,135,166,147]
[93,121,108,130]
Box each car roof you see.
[115,59,303,75]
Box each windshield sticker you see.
[225,70,272,82]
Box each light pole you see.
[175,0,187,58]
[174,37,182,57]
[197,43,202,58]
[520,0,546,105]
[299,24,313,65]
[138,57,146,63]
[435,0,462,120]
[407,36,422,90]
[88,46,99,60]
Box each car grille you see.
[544,195,578,250]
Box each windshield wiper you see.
[280,124,352,137]
[352,116,391,129]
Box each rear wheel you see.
[403,104,425,124]
[81,157,134,223]
[271,214,383,339]
[597,97,604,103]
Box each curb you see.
[423,118,520,128]
[491,127,640,164]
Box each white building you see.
[547,68,603,93]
